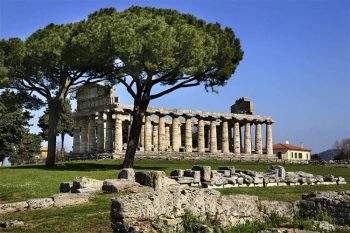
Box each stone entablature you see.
[72,84,275,157]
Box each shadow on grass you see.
[8,163,167,172]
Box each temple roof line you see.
[113,103,274,123]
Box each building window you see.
[298,153,302,159]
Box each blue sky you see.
[0,0,349,153]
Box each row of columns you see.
[73,113,273,155]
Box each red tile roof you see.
[273,144,311,152]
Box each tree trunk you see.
[61,133,65,160]
[123,98,149,168]
[46,99,63,166]
[1,156,6,167]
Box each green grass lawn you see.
[0,159,349,232]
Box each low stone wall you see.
[0,193,90,215]
[299,191,350,225]
[111,188,296,232]
[111,190,350,232]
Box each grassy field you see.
[0,159,349,232]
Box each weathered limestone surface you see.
[233,122,241,154]
[152,125,159,151]
[135,171,183,191]
[51,193,90,207]
[118,168,135,181]
[192,165,211,182]
[71,177,104,194]
[110,189,285,233]
[27,198,54,210]
[300,191,350,225]
[255,123,263,155]
[210,120,217,153]
[0,202,28,215]
[260,200,297,219]
[158,117,166,151]
[244,122,251,154]
[198,119,205,153]
[221,121,229,153]
[185,118,192,152]
[111,189,350,232]
[114,115,123,152]
[266,123,273,155]
[102,179,153,193]
[0,220,24,228]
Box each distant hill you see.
[318,149,341,161]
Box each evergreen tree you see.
[0,90,41,166]
[38,100,73,156]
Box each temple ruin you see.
[72,84,275,159]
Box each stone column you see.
[178,122,182,149]
[105,113,113,152]
[198,119,205,153]
[210,120,217,153]
[152,125,159,151]
[88,115,97,153]
[114,114,123,153]
[255,122,263,155]
[266,122,273,155]
[221,120,229,153]
[185,117,192,152]
[172,116,180,152]
[144,115,152,152]
[140,124,145,148]
[96,112,106,153]
[158,116,166,151]
[233,121,241,154]
[73,118,81,153]
[80,117,89,154]
[244,122,252,154]
[228,123,234,152]
[165,126,170,149]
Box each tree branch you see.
[119,78,136,98]
[150,77,200,100]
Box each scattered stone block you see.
[266,183,278,187]
[0,201,28,214]
[254,177,263,184]
[296,171,314,178]
[0,220,24,228]
[226,177,237,185]
[173,176,194,185]
[118,168,135,180]
[217,170,231,177]
[218,166,235,175]
[27,198,54,210]
[267,165,286,179]
[192,165,211,182]
[59,182,72,193]
[103,179,154,193]
[237,177,244,185]
[51,193,90,207]
[170,169,184,177]
[135,171,166,191]
[71,177,103,193]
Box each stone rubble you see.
[165,165,346,189]
[111,189,350,232]
[0,220,24,228]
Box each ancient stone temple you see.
[72,84,275,159]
